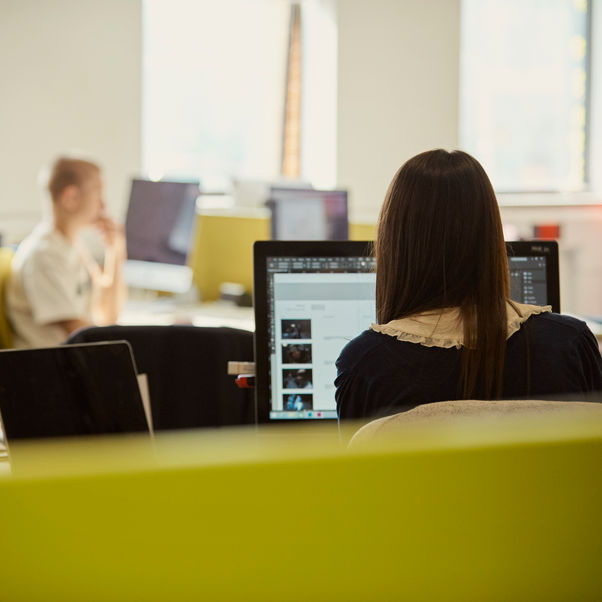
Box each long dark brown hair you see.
[375,149,510,399]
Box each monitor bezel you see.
[253,240,373,424]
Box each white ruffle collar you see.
[370,301,552,349]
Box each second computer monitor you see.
[124,179,199,292]
[125,179,199,264]
[267,187,349,240]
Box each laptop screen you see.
[0,342,149,441]
[254,240,560,422]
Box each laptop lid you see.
[253,240,561,423]
[0,341,150,444]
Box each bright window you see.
[460,0,590,192]
[143,0,288,190]
[142,0,337,191]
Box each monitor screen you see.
[125,179,199,265]
[254,241,375,422]
[267,188,349,240]
[509,256,548,305]
[506,241,560,311]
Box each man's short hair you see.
[47,157,100,202]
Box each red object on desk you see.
[235,374,255,388]
[533,224,561,240]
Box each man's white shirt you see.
[6,222,93,348]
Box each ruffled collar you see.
[370,301,551,349]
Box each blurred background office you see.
[1,0,601,315]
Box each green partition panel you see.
[0,413,601,602]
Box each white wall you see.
[499,204,602,316]
[0,0,141,242]
[335,0,601,316]
[336,0,461,218]
[0,0,600,315]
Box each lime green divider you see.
[0,413,601,602]
[189,210,271,301]
[348,220,376,241]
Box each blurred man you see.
[6,157,127,348]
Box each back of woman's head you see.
[376,149,508,321]
[375,149,510,398]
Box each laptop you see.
[0,341,151,455]
[253,240,560,423]
[124,179,199,293]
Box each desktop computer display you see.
[124,179,199,293]
[267,187,349,240]
[254,241,375,422]
[254,240,560,422]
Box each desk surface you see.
[119,299,255,331]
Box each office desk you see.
[118,299,255,331]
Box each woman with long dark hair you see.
[335,149,601,420]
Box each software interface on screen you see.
[264,252,551,420]
[267,188,348,240]
[508,255,548,306]
[266,255,376,420]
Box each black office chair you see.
[66,325,255,430]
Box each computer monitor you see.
[507,241,560,312]
[124,179,200,293]
[267,187,349,240]
[253,240,561,422]
[254,241,375,422]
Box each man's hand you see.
[88,214,128,325]
[95,215,127,261]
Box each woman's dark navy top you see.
[335,313,602,421]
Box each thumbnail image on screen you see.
[281,344,312,364]
[282,369,313,390]
[283,393,313,411]
[281,319,312,339]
